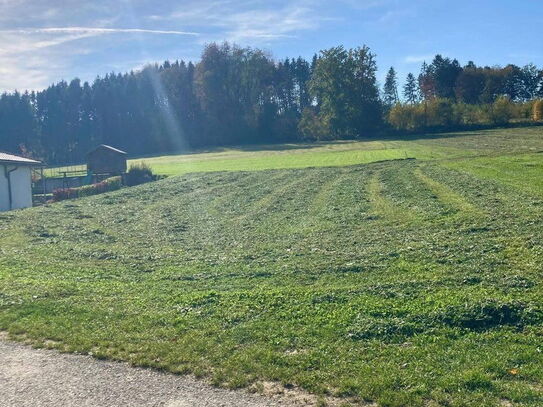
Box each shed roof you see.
[0,151,42,166]
[88,145,127,155]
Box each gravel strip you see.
[0,338,294,407]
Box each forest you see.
[0,42,542,165]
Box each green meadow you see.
[47,127,542,178]
[130,127,542,177]
[2,126,543,406]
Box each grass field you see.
[46,127,543,178]
[129,127,543,176]
[2,126,543,406]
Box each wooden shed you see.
[0,151,42,211]
[86,145,127,176]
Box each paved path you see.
[0,338,294,407]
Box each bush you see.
[488,96,514,125]
[533,99,543,121]
[452,102,479,125]
[385,97,533,131]
[388,104,415,130]
[52,176,122,202]
[125,162,155,187]
[78,176,122,197]
[514,101,534,120]
[387,103,426,131]
[52,188,79,201]
[298,107,331,141]
[426,98,457,127]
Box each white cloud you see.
[336,0,390,10]
[0,0,345,91]
[149,1,327,44]
[0,26,199,91]
[6,27,198,36]
[404,55,433,64]
[0,29,92,90]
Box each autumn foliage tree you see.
[533,100,543,121]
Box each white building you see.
[0,152,42,212]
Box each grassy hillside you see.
[2,127,543,406]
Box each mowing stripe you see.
[232,171,317,223]
[205,172,288,217]
[367,172,417,224]
[308,172,349,217]
[414,167,482,217]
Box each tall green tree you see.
[306,45,381,139]
[455,62,485,104]
[418,61,435,100]
[518,64,542,101]
[431,55,462,99]
[383,67,399,107]
[403,73,419,104]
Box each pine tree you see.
[418,61,435,100]
[383,67,399,107]
[403,73,419,104]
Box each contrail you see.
[3,27,199,36]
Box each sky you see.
[0,0,541,92]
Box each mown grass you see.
[2,126,543,406]
[441,153,543,197]
[128,126,543,176]
[46,126,543,177]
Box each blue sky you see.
[0,0,541,92]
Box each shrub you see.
[514,101,534,120]
[384,98,536,131]
[533,99,543,121]
[52,188,79,201]
[125,162,155,186]
[78,176,122,197]
[387,103,426,131]
[453,102,479,125]
[488,96,514,125]
[52,176,122,202]
[298,107,332,141]
[388,104,414,130]
[426,98,457,127]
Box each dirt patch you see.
[0,335,285,406]
[0,333,366,406]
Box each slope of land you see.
[2,127,543,406]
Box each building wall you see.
[0,165,33,212]
[0,165,9,211]
[87,149,127,175]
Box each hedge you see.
[52,176,122,202]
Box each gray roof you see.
[89,145,127,155]
[0,152,42,166]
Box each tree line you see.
[385,56,543,131]
[0,43,542,165]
